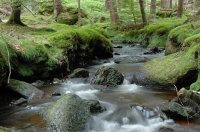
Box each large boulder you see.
[143,46,198,89]
[161,88,200,120]
[7,79,44,103]
[68,68,89,78]
[114,56,148,64]
[42,93,90,132]
[91,67,124,87]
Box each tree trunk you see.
[139,0,147,25]
[195,0,200,8]
[170,0,173,9]
[130,0,137,24]
[54,0,62,19]
[7,0,24,25]
[177,0,184,17]
[161,0,170,9]
[77,0,81,25]
[108,0,119,24]
[105,0,110,10]
[150,0,156,19]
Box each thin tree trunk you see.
[54,0,62,19]
[77,0,81,25]
[139,0,147,25]
[170,0,173,9]
[108,0,119,24]
[177,0,184,17]
[195,0,200,8]
[161,0,170,9]
[130,0,137,24]
[7,0,24,25]
[150,0,156,19]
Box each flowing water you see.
[0,44,200,132]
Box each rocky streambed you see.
[0,44,200,132]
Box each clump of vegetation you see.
[48,24,113,68]
[111,17,186,47]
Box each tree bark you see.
[7,0,24,25]
[161,0,170,9]
[195,0,200,8]
[139,0,147,25]
[177,0,184,17]
[54,0,62,19]
[108,0,119,24]
[170,0,173,9]
[150,0,156,19]
[77,0,81,25]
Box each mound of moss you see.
[48,24,113,68]
[144,45,198,88]
[57,8,87,25]
[111,17,186,47]
[0,23,112,84]
[166,20,200,55]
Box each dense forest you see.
[1,0,200,132]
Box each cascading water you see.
[0,44,195,132]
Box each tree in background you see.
[77,0,81,25]
[129,0,137,24]
[54,0,62,19]
[106,0,119,24]
[139,0,147,25]
[177,0,184,17]
[7,0,24,25]
[150,0,156,19]
[160,0,170,9]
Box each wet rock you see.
[7,79,44,103]
[158,126,175,132]
[114,53,120,55]
[91,67,124,87]
[11,98,27,106]
[52,78,63,84]
[114,46,123,48]
[32,80,45,87]
[68,68,89,78]
[85,99,106,114]
[114,56,148,64]
[143,47,163,54]
[52,93,61,97]
[161,88,200,120]
[0,126,19,132]
[131,71,172,89]
[42,93,90,132]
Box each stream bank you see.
[0,44,200,132]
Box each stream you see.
[0,44,200,132]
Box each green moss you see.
[144,45,198,84]
[190,72,200,91]
[169,21,200,45]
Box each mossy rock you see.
[42,93,90,132]
[144,45,199,88]
[48,26,113,68]
[7,79,44,102]
[38,2,53,15]
[91,67,124,87]
[68,68,89,78]
[57,8,87,25]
